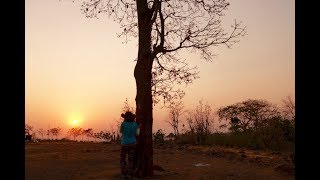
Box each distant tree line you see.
[25,125,120,143]
[163,96,295,151]
[26,96,294,152]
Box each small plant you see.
[153,129,165,143]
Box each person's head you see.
[121,111,136,122]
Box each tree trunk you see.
[135,0,154,177]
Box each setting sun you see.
[72,119,79,126]
[68,115,83,127]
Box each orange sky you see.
[25,0,294,135]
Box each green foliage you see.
[153,129,165,143]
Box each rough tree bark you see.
[134,0,154,176]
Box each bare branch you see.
[79,0,246,106]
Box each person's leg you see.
[127,145,136,178]
[120,145,129,177]
[132,146,138,171]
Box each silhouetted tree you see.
[80,128,86,141]
[261,116,295,149]
[115,119,122,141]
[186,100,214,144]
[83,128,94,141]
[25,124,33,141]
[108,123,117,141]
[94,130,111,142]
[228,117,241,133]
[186,110,195,134]
[46,129,51,139]
[166,101,184,136]
[25,124,33,135]
[122,98,135,113]
[77,0,246,176]
[281,96,295,121]
[95,131,103,141]
[68,128,83,141]
[93,132,99,142]
[217,99,280,132]
[50,127,62,140]
[37,128,45,140]
[279,96,295,143]
[101,131,112,142]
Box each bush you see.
[153,129,165,143]
[176,129,294,152]
[174,115,294,152]
[176,131,197,144]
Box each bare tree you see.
[186,110,195,134]
[281,96,295,121]
[115,118,122,141]
[101,130,112,142]
[50,127,62,140]
[93,132,99,142]
[83,128,94,141]
[80,128,86,141]
[187,100,214,144]
[37,128,45,140]
[122,98,135,113]
[46,129,51,140]
[166,101,184,136]
[74,0,246,176]
[25,124,33,135]
[94,130,111,142]
[25,124,34,141]
[108,122,117,141]
[68,128,83,141]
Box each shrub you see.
[153,129,165,143]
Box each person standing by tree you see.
[119,111,140,179]
[75,0,246,176]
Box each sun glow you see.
[68,115,82,127]
[72,119,79,126]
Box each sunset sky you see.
[25,0,294,135]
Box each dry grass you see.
[25,141,294,180]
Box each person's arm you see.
[136,123,141,136]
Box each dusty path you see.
[25,142,294,180]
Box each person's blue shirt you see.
[120,121,138,145]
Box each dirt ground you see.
[25,141,294,180]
